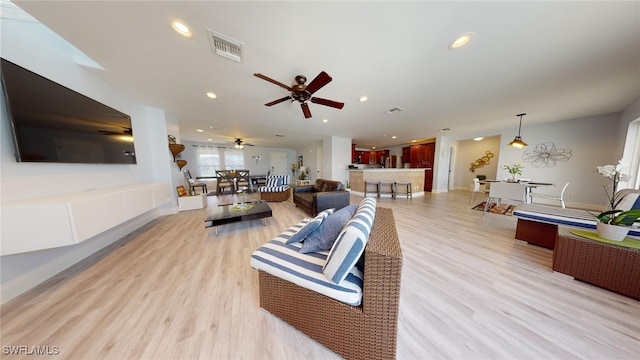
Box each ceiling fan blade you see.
[253,73,292,91]
[311,97,345,109]
[265,96,291,106]
[304,71,332,95]
[301,103,312,119]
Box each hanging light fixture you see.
[508,113,528,148]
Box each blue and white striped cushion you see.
[250,220,364,306]
[266,177,277,187]
[258,185,290,193]
[260,175,291,192]
[323,197,376,284]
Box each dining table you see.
[480,180,555,204]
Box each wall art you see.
[522,142,572,167]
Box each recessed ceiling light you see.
[206,92,217,99]
[210,126,224,130]
[360,96,368,102]
[411,140,417,143]
[449,32,475,50]
[171,21,192,38]
[473,137,484,141]
[372,146,376,149]
[391,135,397,139]
[207,138,213,141]
[196,129,204,132]
[322,119,328,123]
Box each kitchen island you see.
[348,169,426,197]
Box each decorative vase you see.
[596,222,629,241]
[508,173,518,183]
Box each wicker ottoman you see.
[553,233,640,300]
[260,188,290,202]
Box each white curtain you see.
[193,146,246,176]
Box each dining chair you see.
[484,182,527,216]
[236,169,251,192]
[531,182,569,208]
[215,170,235,195]
[183,169,208,195]
[468,178,490,206]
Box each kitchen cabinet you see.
[402,143,435,168]
[352,149,388,164]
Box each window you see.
[193,145,245,176]
[223,149,245,169]
[195,146,220,177]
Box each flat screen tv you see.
[1,58,136,164]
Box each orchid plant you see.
[594,160,640,226]
[596,160,628,211]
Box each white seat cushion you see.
[250,219,363,306]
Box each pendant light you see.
[508,113,528,148]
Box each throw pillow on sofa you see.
[300,204,358,253]
[285,208,335,244]
[323,197,376,284]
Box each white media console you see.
[1,183,171,256]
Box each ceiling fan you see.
[234,138,254,149]
[253,71,345,119]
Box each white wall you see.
[295,141,322,183]
[325,136,352,185]
[495,113,624,209]
[0,16,173,301]
[451,135,502,190]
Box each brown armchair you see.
[293,178,350,216]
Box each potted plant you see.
[593,160,639,240]
[594,209,640,241]
[502,163,523,182]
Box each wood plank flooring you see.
[2,191,639,359]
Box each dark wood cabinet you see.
[402,147,410,166]
[402,143,435,190]
[403,143,435,168]
[424,169,433,192]
[353,149,388,164]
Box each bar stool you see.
[395,182,412,199]
[378,181,395,199]
[364,181,379,198]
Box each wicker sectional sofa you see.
[251,202,402,360]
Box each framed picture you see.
[298,155,303,168]
[176,185,188,197]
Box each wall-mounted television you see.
[1,58,137,164]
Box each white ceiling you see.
[10,1,640,149]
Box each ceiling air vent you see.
[207,29,243,63]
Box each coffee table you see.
[204,200,272,235]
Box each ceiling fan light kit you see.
[508,113,528,148]
[234,138,253,149]
[254,71,344,119]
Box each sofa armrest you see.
[313,191,350,215]
[362,208,402,314]
[293,185,314,193]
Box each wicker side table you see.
[553,233,640,300]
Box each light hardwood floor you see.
[2,191,639,359]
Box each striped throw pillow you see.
[322,197,376,284]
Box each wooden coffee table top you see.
[204,200,272,228]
